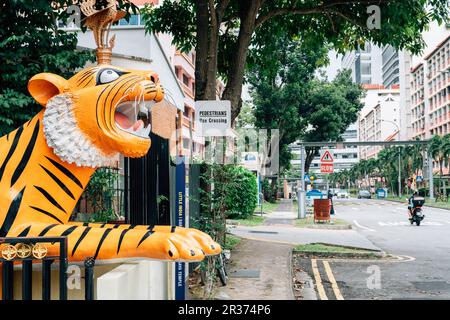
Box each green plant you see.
[225,166,258,219]
[84,168,120,223]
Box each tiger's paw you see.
[153,226,221,256]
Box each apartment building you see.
[359,88,400,159]
[409,35,450,140]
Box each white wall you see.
[97,261,170,300]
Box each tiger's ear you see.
[28,73,70,106]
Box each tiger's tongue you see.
[114,112,144,131]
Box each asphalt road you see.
[325,198,450,299]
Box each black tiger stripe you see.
[18,225,31,237]
[147,225,154,231]
[11,120,40,186]
[171,226,176,233]
[117,228,130,254]
[128,224,136,230]
[94,228,112,259]
[29,206,63,224]
[6,133,9,141]
[76,69,97,86]
[95,85,111,130]
[45,156,83,189]
[0,126,24,181]
[83,222,89,227]
[113,224,120,229]
[61,226,77,237]
[34,185,66,213]
[71,227,92,257]
[0,187,25,237]
[137,231,153,248]
[100,223,106,228]
[39,164,75,199]
[38,224,58,237]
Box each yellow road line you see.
[311,259,328,300]
[323,260,344,300]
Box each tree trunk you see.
[222,0,261,124]
[305,147,319,173]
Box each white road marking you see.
[353,220,376,232]
[378,221,443,226]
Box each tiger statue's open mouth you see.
[114,100,154,139]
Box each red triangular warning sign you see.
[320,150,334,163]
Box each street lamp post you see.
[380,119,401,197]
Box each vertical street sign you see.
[175,156,186,300]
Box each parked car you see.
[336,189,350,198]
[358,189,371,199]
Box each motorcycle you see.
[409,197,425,226]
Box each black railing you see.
[0,236,96,300]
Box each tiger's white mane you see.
[43,94,119,168]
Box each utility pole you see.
[428,148,434,200]
[298,145,306,219]
[398,147,402,197]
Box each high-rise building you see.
[341,43,383,85]
[382,45,400,88]
[358,88,401,160]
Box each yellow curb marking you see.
[311,259,328,300]
[323,260,344,300]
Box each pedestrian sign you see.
[416,176,423,182]
[320,150,334,163]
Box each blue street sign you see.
[175,156,186,300]
[416,176,423,182]
[304,174,310,182]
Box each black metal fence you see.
[0,237,95,300]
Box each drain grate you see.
[229,269,260,279]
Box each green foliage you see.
[0,0,96,135]
[261,178,277,203]
[225,166,258,219]
[84,168,119,223]
[143,0,449,73]
[250,37,365,173]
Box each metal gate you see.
[1,236,96,300]
[124,132,172,225]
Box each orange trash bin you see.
[314,199,331,223]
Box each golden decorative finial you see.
[80,0,127,64]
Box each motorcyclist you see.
[407,191,419,220]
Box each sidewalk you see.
[218,238,294,300]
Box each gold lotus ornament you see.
[16,243,32,259]
[1,244,17,261]
[32,243,48,259]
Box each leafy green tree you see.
[0,0,93,135]
[249,37,328,173]
[0,0,138,136]
[301,70,365,171]
[142,0,449,123]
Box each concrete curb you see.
[301,224,352,230]
[293,242,386,259]
[288,248,296,300]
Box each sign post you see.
[175,156,186,300]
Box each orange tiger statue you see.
[0,65,221,263]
